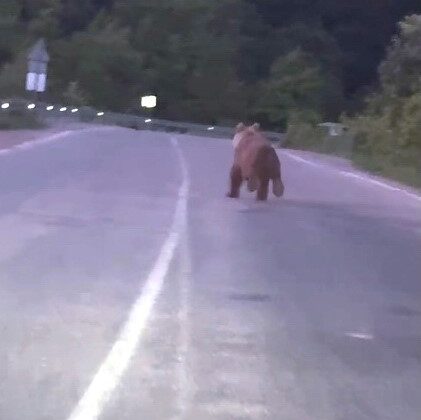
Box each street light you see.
[1,102,10,109]
[46,105,54,111]
[71,108,79,113]
[27,103,36,109]
[141,95,157,109]
[59,107,67,112]
[97,112,104,117]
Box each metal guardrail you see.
[1,97,286,144]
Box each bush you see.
[0,109,43,130]
[345,110,421,187]
[283,121,354,158]
[79,106,97,122]
[283,122,324,150]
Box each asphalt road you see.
[0,126,420,420]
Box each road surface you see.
[0,127,420,420]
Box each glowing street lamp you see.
[141,95,157,109]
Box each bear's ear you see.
[235,122,246,133]
[251,122,260,131]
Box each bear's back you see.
[234,128,270,178]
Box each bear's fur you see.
[227,122,284,201]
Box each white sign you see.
[141,95,157,109]
[26,72,47,92]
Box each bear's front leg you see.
[227,165,242,198]
[247,175,259,192]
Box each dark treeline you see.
[1,0,420,127]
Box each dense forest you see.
[1,0,420,127]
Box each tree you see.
[24,0,60,39]
[0,49,28,97]
[113,0,246,122]
[62,81,88,106]
[50,13,144,111]
[255,49,329,128]
[346,14,421,186]
[56,0,96,35]
[0,0,24,68]
[379,14,421,98]
[2,0,421,125]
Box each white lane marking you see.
[282,150,421,203]
[0,126,114,156]
[171,134,193,419]
[282,151,321,168]
[204,401,269,417]
[339,171,400,191]
[173,225,193,419]
[67,136,189,420]
[345,332,374,340]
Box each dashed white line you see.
[282,151,321,168]
[173,225,193,420]
[67,136,189,420]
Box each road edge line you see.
[0,126,115,156]
[281,150,421,203]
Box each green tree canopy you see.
[255,49,340,128]
[50,14,143,110]
[346,14,421,186]
[1,0,421,126]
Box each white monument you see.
[26,39,49,94]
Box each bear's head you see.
[233,122,260,148]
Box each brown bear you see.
[227,122,284,201]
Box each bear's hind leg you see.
[272,177,284,197]
[227,165,242,198]
[256,177,269,201]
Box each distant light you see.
[27,103,36,109]
[141,95,157,109]
[207,126,215,131]
[71,108,79,113]
[144,118,152,123]
[97,112,104,117]
[1,102,10,109]
[46,105,54,111]
[59,107,67,112]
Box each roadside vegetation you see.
[283,15,421,187]
[1,1,420,185]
